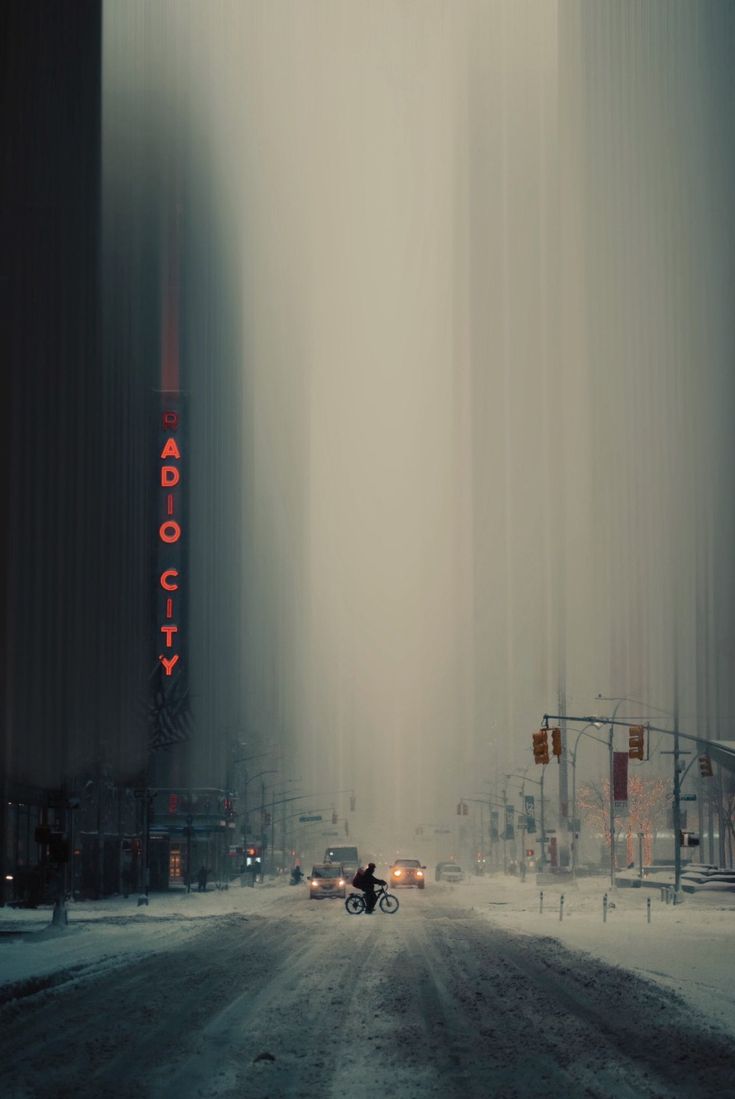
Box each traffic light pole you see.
[608,723,616,890]
[542,708,724,892]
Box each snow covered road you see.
[1,880,733,1098]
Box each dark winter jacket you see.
[361,868,386,890]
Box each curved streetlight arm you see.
[243,769,278,788]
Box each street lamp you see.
[596,698,626,889]
[239,769,278,850]
[506,771,546,868]
[569,722,606,878]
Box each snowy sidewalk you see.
[464,873,735,1036]
[0,879,287,996]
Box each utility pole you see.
[501,781,508,873]
[558,679,570,867]
[608,722,615,890]
[539,769,546,869]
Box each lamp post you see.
[268,780,302,870]
[593,698,627,890]
[505,772,545,868]
[569,722,606,877]
[236,769,277,870]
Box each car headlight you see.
[393,870,401,877]
[310,880,318,887]
[416,870,423,877]
[339,880,345,886]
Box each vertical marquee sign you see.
[151,396,190,750]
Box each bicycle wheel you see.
[379,892,399,914]
[345,893,365,915]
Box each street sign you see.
[680,795,697,802]
[299,814,322,822]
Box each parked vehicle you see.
[436,862,464,883]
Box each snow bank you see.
[463,872,735,1035]
[0,879,286,993]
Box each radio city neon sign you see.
[159,409,182,676]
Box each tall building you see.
[1,1,247,901]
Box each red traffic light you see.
[532,730,549,765]
[698,755,713,778]
[551,728,562,758]
[628,726,645,761]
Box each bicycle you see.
[344,883,399,915]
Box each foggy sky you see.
[100,0,735,856]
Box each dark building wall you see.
[1,0,152,800]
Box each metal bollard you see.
[539,890,544,915]
[647,896,651,924]
[559,894,565,922]
[603,892,608,922]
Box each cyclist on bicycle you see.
[360,862,386,914]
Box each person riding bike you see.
[359,862,386,914]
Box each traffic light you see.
[168,793,179,814]
[551,727,562,759]
[699,755,713,778]
[532,730,549,765]
[628,725,645,761]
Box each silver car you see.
[438,863,464,883]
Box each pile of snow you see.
[461,870,735,1035]
[681,865,735,893]
[0,878,287,996]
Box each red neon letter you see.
[160,569,179,591]
[159,521,181,543]
[161,465,180,487]
[166,597,173,619]
[167,493,174,516]
[160,625,178,647]
[162,411,179,430]
[160,438,181,460]
[160,654,180,676]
